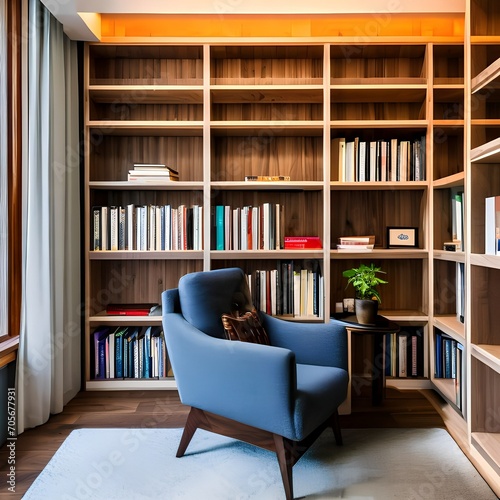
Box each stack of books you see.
[128,163,179,182]
[337,235,375,252]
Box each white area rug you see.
[24,427,496,500]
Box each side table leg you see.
[372,333,385,405]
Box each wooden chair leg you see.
[273,434,294,500]
[330,410,343,446]
[176,407,200,457]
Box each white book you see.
[263,203,271,250]
[232,208,240,250]
[390,138,398,182]
[345,141,355,182]
[109,206,119,251]
[398,335,407,377]
[270,269,277,316]
[260,270,267,313]
[224,205,232,250]
[125,204,135,251]
[164,205,172,250]
[241,207,248,251]
[148,205,156,251]
[155,206,162,251]
[485,196,499,255]
[369,141,377,182]
[252,206,259,250]
[101,206,109,251]
[358,141,366,182]
[197,206,203,250]
[293,271,301,317]
[171,208,178,250]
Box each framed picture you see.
[387,227,418,248]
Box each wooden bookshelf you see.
[83,25,464,424]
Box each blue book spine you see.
[435,332,443,378]
[115,329,125,379]
[216,205,225,250]
[143,327,151,379]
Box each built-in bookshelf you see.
[84,36,451,398]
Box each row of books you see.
[385,328,424,378]
[92,204,203,251]
[212,203,285,251]
[92,325,172,380]
[332,136,426,183]
[245,261,324,318]
[435,330,464,409]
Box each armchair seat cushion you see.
[293,364,349,440]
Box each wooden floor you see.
[0,388,444,498]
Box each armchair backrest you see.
[177,267,254,339]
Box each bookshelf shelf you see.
[330,249,428,259]
[210,181,323,191]
[471,344,500,375]
[210,250,324,260]
[330,181,428,191]
[89,250,204,261]
[433,250,465,263]
[88,122,204,136]
[433,315,465,342]
[89,181,204,190]
[88,85,205,104]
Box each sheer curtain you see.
[17,0,81,433]
[0,0,8,338]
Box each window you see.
[0,0,22,347]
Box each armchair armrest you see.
[261,314,348,371]
[163,313,297,437]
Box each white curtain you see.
[0,0,8,337]
[17,0,80,433]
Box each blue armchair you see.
[161,267,349,500]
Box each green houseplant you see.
[342,263,387,324]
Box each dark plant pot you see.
[355,298,379,325]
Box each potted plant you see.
[342,263,388,324]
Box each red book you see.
[106,303,160,316]
[284,236,322,249]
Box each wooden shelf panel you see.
[89,314,163,326]
[330,77,426,86]
[330,181,428,191]
[432,377,460,407]
[379,310,428,322]
[210,121,324,136]
[472,344,500,375]
[89,250,204,260]
[433,315,465,342]
[472,433,500,474]
[211,181,323,191]
[433,250,465,263]
[210,250,324,260]
[470,253,500,270]
[210,85,323,103]
[433,171,465,188]
[471,136,500,163]
[331,249,428,259]
[88,85,204,104]
[86,379,177,390]
[87,122,204,137]
[330,85,426,103]
[472,58,500,94]
[89,181,204,191]
[330,120,427,129]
